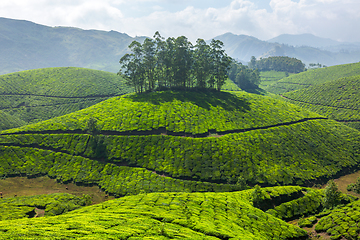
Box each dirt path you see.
[0,176,114,204]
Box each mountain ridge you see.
[1,17,360,74]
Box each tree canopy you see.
[250,56,305,73]
[119,32,232,93]
[228,61,261,90]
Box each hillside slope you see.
[0,188,309,239]
[282,75,360,130]
[266,62,360,94]
[0,67,133,126]
[214,33,360,65]
[1,91,360,193]
[0,110,25,131]
[0,17,146,74]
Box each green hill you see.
[1,90,360,195]
[259,71,295,90]
[266,62,360,94]
[0,187,313,239]
[0,67,133,127]
[0,110,25,131]
[0,17,147,74]
[282,75,360,130]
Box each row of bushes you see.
[0,145,243,196]
[0,190,308,239]
[0,67,133,97]
[267,62,360,94]
[3,90,320,135]
[1,119,360,186]
[315,200,360,239]
[0,193,91,220]
[283,75,360,130]
[1,96,109,126]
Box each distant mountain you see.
[1,17,360,75]
[214,32,360,66]
[268,33,360,53]
[211,33,275,63]
[0,17,146,74]
[267,33,340,48]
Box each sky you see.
[0,0,359,42]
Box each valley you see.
[1,31,360,239]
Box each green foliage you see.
[251,185,269,209]
[253,56,305,73]
[1,118,360,188]
[0,193,90,220]
[0,190,308,239]
[283,75,360,130]
[298,216,318,228]
[347,176,360,194]
[0,110,25,131]
[267,62,360,94]
[0,67,134,125]
[266,189,324,220]
[323,180,342,209]
[220,78,241,91]
[119,32,232,92]
[1,91,360,188]
[259,71,295,90]
[2,91,321,135]
[315,200,360,239]
[0,145,242,196]
[228,61,261,90]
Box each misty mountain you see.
[1,17,359,75]
[267,33,340,48]
[267,33,360,53]
[0,17,146,75]
[215,32,360,66]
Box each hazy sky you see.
[1,0,359,42]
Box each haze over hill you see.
[0,17,146,74]
[1,17,360,75]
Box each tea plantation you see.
[1,90,360,190]
[0,110,25,131]
[0,187,313,239]
[266,62,360,94]
[0,67,134,126]
[282,75,360,130]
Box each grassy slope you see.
[2,90,321,134]
[259,70,295,90]
[0,110,25,131]
[282,75,360,130]
[0,193,89,220]
[0,187,309,240]
[266,62,360,94]
[0,67,133,126]
[1,91,360,190]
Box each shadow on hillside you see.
[128,90,251,112]
[242,87,267,96]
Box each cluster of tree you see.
[308,63,327,69]
[119,32,232,93]
[228,61,261,90]
[248,56,305,73]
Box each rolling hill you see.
[0,110,25,131]
[0,186,320,239]
[0,17,146,74]
[1,90,360,197]
[214,33,360,66]
[282,75,360,130]
[0,67,134,126]
[265,62,360,94]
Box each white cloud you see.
[0,0,359,42]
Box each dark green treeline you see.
[119,32,232,93]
